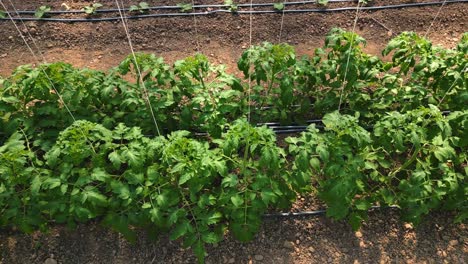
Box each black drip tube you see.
[6,0,356,15]
[0,0,466,23]
[263,205,399,218]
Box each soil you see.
[0,0,467,263]
[0,0,466,76]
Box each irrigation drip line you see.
[263,205,399,218]
[0,110,453,137]
[4,0,356,15]
[1,0,466,22]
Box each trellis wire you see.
[190,0,201,53]
[278,0,288,43]
[4,1,357,14]
[2,1,467,22]
[337,0,362,112]
[0,0,79,124]
[421,0,466,108]
[114,0,161,136]
[438,65,468,107]
[247,0,253,124]
[424,0,448,38]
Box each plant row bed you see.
[0,29,467,263]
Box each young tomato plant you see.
[274,3,285,11]
[130,2,150,13]
[287,112,374,229]
[82,3,103,15]
[0,132,49,232]
[116,53,176,134]
[177,3,193,13]
[373,106,466,224]
[35,6,51,18]
[174,54,244,137]
[214,119,297,241]
[238,42,311,124]
[224,0,238,13]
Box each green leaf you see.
[111,181,131,200]
[193,240,206,264]
[86,190,108,206]
[309,157,321,171]
[202,232,220,243]
[108,151,122,168]
[230,195,244,207]
[178,172,192,185]
[433,145,455,162]
[42,178,61,189]
[204,212,222,225]
[34,6,51,18]
[261,190,276,204]
[316,145,329,162]
[354,199,371,211]
[30,175,41,194]
[91,168,110,182]
[103,214,136,243]
[222,174,238,187]
[230,221,258,242]
[318,0,329,6]
[177,3,193,12]
[170,220,190,240]
[349,212,363,231]
[274,3,284,11]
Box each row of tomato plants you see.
[1,29,466,146]
[0,29,466,262]
[0,108,466,262]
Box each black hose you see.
[263,205,399,218]
[1,0,466,23]
[6,0,356,15]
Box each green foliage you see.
[0,132,49,232]
[379,32,467,112]
[130,2,150,13]
[82,3,103,15]
[215,119,296,241]
[373,106,466,224]
[287,112,372,228]
[35,6,51,18]
[274,3,285,11]
[173,54,244,137]
[238,42,309,124]
[318,0,329,6]
[0,29,466,262]
[224,0,238,13]
[0,10,6,19]
[288,107,467,229]
[177,3,193,13]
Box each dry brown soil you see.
[0,0,467,263]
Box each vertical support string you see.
[278,0,288,43]
[191,0,201,53]
[1,0,78,124]
[337,0,362,112]
[424,0,448,38]
[247,0,254,124]
[114,0,161,136]
[1,0,98,153]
